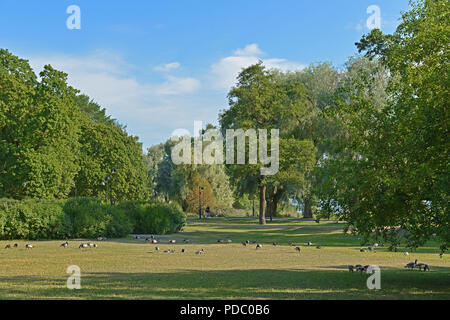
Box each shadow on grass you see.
[0,268,449,300]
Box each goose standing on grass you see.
[155,246,160,251]
[256,244,262,250]
[25,244,33,249]
[307,242,313,246]
[272,242,277,246]
[295,247,301,253]
[242,242,247,247]
[60,241,69,248]
[195,249,205,255]
[405,259,418,269]
[13,243,18,248]
[348,265,354,272]
[181,249,185,253]
[169,240,176,244]
[79,243,88,249]
[152,239,158,244]
[4,244,11,249]
[404,251,409,256]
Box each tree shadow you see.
[0,268,449,300]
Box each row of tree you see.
[0,49,150,201]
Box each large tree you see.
[320,0,449,252]
[220,62,315,224]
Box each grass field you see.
[0,219,449,300]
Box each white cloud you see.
[233,43,263,56]
[154,62,180,72]
[210,44,306,90]
[25,51,203,147]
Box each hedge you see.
[0,197,185,240]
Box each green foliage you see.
[119,201,186,234]
[0,198,69,240]
[319,0,449,252]
[0,49,150,202]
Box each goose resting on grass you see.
[25,244,33,249]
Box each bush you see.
[0,198,69,240]
[0,197,183,240]
[120,201,186,235]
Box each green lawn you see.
[0,219,449,300]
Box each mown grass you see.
[0,219,448,300]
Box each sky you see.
[0,0,411,150]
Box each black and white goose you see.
[4,244,11,249]
[60,241,69,248]
[25,244,33,249]
[79,243,88,249]
[256,244,262,250]
[295,247,301,253]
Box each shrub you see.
[120,201,186,235]
[0,197,183,240]
[0,198,69,240]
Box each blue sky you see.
[0,0,411,150]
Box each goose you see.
[242,242,247,247]
[368,246,375,252]
[217,240,224,243]
[245,240,250,244]
[416,262,430,271]
[316,246,322,249]
[92,243,98,248]
[169,240,176,244]
[79,243,88,249]
[404,252,409,256]
[181,249,185,253]
[422,264,430,272]
[360,249,367,253]
[183,239,190,243]
[155,246,160,251]
[195,249,205,255]
[13,243,18,248]
[226,240,232,243]
[4,244,11,249]
[348,265,354,272]
[363,265,370,273]
[355,264,363,272]
[163,249,171,253]
[272,242,277,246]
[307,242,313,246]
[405,259,418,269]
[152,239,158,244]
[60,242,69,248]
[295,247,301,253]
[256,244,262,249]
[87,242,95,247]
[25,244,33,249]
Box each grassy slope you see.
[0,219,448,300]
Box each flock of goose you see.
[3,235,432,272]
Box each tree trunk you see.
[259,185,266,225]
[303,198,313,218]
[272,199,278,219]
[266,199,273,222]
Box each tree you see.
[321,0,449,252]
[0,50,82,199]
[220,62,316,224]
